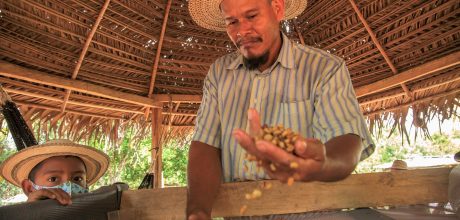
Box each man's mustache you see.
[236,36,263,47]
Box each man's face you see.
[31,156,87,188]
[221,0,284,61]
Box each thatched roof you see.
[0,0,459,145]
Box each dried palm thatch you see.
[0,0,457,147]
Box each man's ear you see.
[271,0,285,21]
[21,179,34,196]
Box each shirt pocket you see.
[279,99,312,137]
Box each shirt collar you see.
[226,32,296,70]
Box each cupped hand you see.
[233,108,328,182]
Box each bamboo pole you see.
[147,0,173,97]
[147,0,173,188]
[348,0,413,99]
[61,0,111,112]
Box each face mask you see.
[31,181,89,196]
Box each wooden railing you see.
[108,166,453,220]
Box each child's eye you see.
[73,176,83,182]
[47,177,58,182]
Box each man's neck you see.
[257,33,283,72]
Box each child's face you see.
[32,156,87,188]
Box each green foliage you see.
[162,141,189,186]
[356,125,460,173]
[0,128,22,206]
[88,129,151,190]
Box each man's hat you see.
[0,140,109,187]
[189,0,308,31]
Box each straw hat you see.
[189,0,308,31]
[390,160,408,170]
[0,140,109,187]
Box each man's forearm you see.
[316,134,362,182]
[186,141,222,217]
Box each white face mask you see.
[31,181,89,196]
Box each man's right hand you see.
[27,188,72,205]
[186,141,222,220]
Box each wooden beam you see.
[355,51,460,97]
[364,87,460,117]
[162,111,196,117]
[147,0,173,98]
[15,101,122,120]
[359,72,460,106]
[359,71,460,106]
[153,94,202,103]
[348,0,413,99]
[3,87,144,114]
[159,58,211,67]
[109,167,452,219]
[61,0,111,112]
[4,87,196,116]
[0,61,162,108]
[168,102,181,130]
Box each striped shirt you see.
[193,33,375,183]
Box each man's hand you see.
[27,188,72,205]
[233,108,361,182]
[187,210,211,220]
[233,109,327,182]
[186,141,222,220]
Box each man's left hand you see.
[233,108,329,182]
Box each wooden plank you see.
[0,61,162,108]
[109,167,452,219]
[355,51,460,97]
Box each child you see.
[0,139,109,205]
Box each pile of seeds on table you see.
[240,125,300,215]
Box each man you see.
[0,139,109,205]
[187,0,375,219]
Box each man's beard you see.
[243,52,269,71]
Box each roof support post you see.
[148,0,173,188]
[150,108,163,188]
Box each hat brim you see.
[0,141,109,187]
[189,0,308,31]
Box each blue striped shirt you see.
[193,33,375,182]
